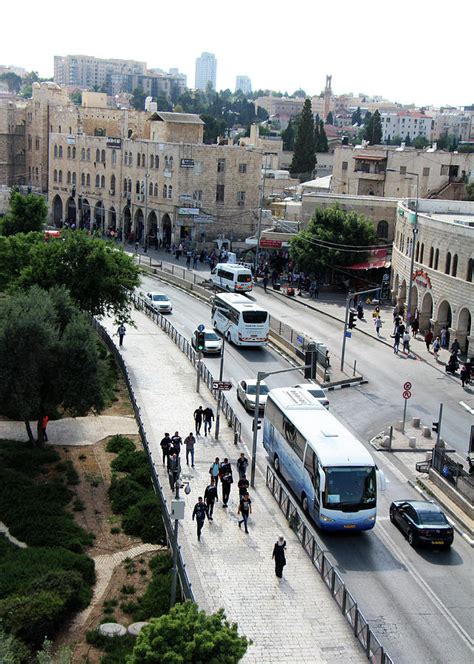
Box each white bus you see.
[263,387,385,531]
[211,293,269,346]
[210,263,253,292]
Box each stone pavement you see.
[103,309,366,664]
[0,415,137,446]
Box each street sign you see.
[197,324,205,332]
[403,390,411,400]
[403,381,412,391]
[212,381,232,391]
[345,331,352,338]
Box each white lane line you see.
[459,401,474,415]
[377,524,474,649]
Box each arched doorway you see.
[123,206,132,241]
[409,284,418,318]
[161,213,172,247]
[80,199,91,230]
[134,208,144,242]
[420,291,433,332]
[436,300,452,337]
[457,308,472,357]
[108,206,117,232]
[94,201,105,234]
[52,195,63,227]
[392,273,399,305]
[148,211,158,247]
[66,197,76,225]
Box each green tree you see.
[1,192,47,236]
[0,232,42,291]
[364,109,382,145]
[0,286,109,445]
[69,90,82,105]
[351,107,362,126]
[413,136,430,149]
[200,114,227,144]
[289,204,377,274]
[131,87,147,111]
[289,98,315,182]
[281,118,298,151]
[315,120,329,152]
[127,601,250,664]
[465,182,474,200]
[156,92,171,111]
[326,111,334,125]
[404,133,412,146]
[0,72,22,93]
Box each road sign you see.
[197,324,205,332]
[212,381,232,391]
[403,390,411,400]
[345,331,352,338]
[403,381,412,391]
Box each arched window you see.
[420,243,424,264]
[128,178,132,193]
[123,178,127,192]
[67,146,71,159]
[168,185,173,199]
[67,171,71,184]
[111,174,116,192]
[81,147,85,160]
[58,170,63,183]
[96,149,100,162]
[101,150,106,163]
[86,173,90,187]
[142,153,146,166]
[101,175,105,188]
[467,258,473,282]
[400,235,404,253]
[155,155,159,169]
[59,146,63,158]
[112,149,116,165]
[164,156,169,170]
[154,183,158,197]
[136,180,140,194]
[163,184,168,198]
[69,127,72,134]
[445,252,451,274]
[452,254,458,277]
[169,156,173,169]
[72,147,76,159]
[150,155,154,169]
[54,169,57,182]
[434,248,439,270]
[377,220,388,239]
[95,174,100,188]
[137,153,141,167]
[72,172,76,185]
[149,181,153,196]
[81,173,85,186]
[87,148,91,161]
[58,125,62,134]
[54,145,58,158]
[415,241,420,262]
[429,246,434,268]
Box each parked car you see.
[293,383,329,409]
[191,328,222,355]
[237,379,269,412]
[144,292,172,313]
[389,500,454,549]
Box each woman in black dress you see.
[272,536,287,578]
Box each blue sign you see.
[198,324,205,332]
[296,335,304,345]
[345,331,352,338]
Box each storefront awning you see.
[343,249,390,271]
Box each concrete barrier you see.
[421,426,431,438]
[412,417,420,428]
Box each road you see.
[140,273,474,664]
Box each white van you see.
[210,263,253,292]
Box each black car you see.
[389,500,454,549]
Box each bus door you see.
[282,416,306,494]
[303,447,317,511]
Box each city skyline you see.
[2,0,471,108]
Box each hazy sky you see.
[2,0,471,107]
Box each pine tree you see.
[364,110,382,145]
[289,99,316,182]
[351,107,362,126]
[326,111,334,125]
[315,120,329,153]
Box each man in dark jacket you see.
[170,431,182,456]
[219,458,233,507]
[193,406,204,435]
[238,492,252,534]
[204,479,218,519]
[160,433,172,465]
[237,453,249,480]
[192,497,209,541]
[168,453,180,491]
[203,406,214,436]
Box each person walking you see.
[451,338,461,356]
[168,453,180,491]
[392,330,401,354]
[424,329,433,352]
[411,317,419,338]
[204,479,218,519]
[203,406,214,436]
[237,453,249,480]
[160,432,172,465]
[263,275,269,292]
[192,497,209,541]
[220,458,233,507]
[460,363,470,388]
[374,316,383,338]
[238,492,252,534]
[402,330,411,354]
[272,536,287,578]
[185,432,196,467]
[41,415,49,442]
[440,327,448,349]
[117,323,126,347]
[193,406,204,436]
[209,457,220,491]
[433,336,441,360]
[193,252,199,269]
[238,475,250,498]
[170,431,182,457]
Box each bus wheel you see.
[274,455,281,474]
[302,494,309,515]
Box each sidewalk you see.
[103,309,366,663]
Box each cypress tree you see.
[290,98,316,182]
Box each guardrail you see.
[130,293,242,443]
[92,318,194,601]
[266,466,393,664]
[431,448,474,502]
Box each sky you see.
[1,0,472,108]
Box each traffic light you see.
[304,348,317,380]
[348,310,357,329]
[252,419,261,432]
[196,331,205,352]
[432,421,439,434]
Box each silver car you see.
[191,328,222,355]
[293,383,329,408]
[237,379,269,412]
[145,292,172,313]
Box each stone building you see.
[0,96,27,188]
[391,198,474,354]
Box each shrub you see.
[132,553,172,621]
[110,527,120,535]
[0,626,30,663]
[120,585,135,595]
[65,460,80,485]
[73,498,85,512]
[106,435,135,455]
[85,631,135,663]
[122,496,165,544]
[0,591,67,649]
[111,450,147,474]
[108,476,147,514]
[0,440,59,477]
[120,600,138,614]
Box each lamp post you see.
[254,152,271,276]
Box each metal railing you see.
[266,466,393,664]
[431,448,474,502]
[92,318,194,601]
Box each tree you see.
[281,118,298,151]
[315,120,328,152]
[364,109,382,145]
[289,99,315,182]
[1,191,47,236]
[326,111,334,125]
[200,114,226,144]
[351,107,362,126]
[127,601,250,664]
[156,92,171,112]
[69,90,82,106]
[131,87,147,111]
[0,72,22,93]
[413,136,430,150]
[0,286,109,446]
[404,133,412,146]
[289,204,378,274]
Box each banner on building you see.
[106,137,122,149]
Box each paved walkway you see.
[0,415,137,446]
[103,310,366,663]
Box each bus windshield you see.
[323,466,376,511]
[242,311,268,324]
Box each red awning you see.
[343,249,389,271]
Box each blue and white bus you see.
[263,387,385,531]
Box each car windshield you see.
[237,274,252,282]
[152,295,168,301]
[246,384,269,396]
[204,332,220,341]
[418,510,448,526]
[323,466,376,511]
[242,311,268,324]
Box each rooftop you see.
[149,111,204,125]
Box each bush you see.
[122,496,165,544]
[0,591,68,649]
[0,440,59,476]
[110,527,120,535]
[0,626,30,663]
[110,450,147,474]
[120,584,135,595]
[73,498,85,512]
[65,460,80,485]
[106,435,135,455]
[108,476,147,514]
[85,631,135,664]
[132,553,172,621]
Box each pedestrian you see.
[160,432,172,465]
[193,406,204,435]
[433,336,441,359]
[398,322,405,337]
[185,432,196,467]
[272,536,287,578]
[460,363,470,388]
[263,275,268,292]
[134,240,139,253]
[402,330,411,354]
[238,475,250,498]
[238,492,252,533]
[168,453,180,491]
[192,497,209,541]
[411,318,419,338]
[204,478,218,519]
[41,414,49,442]
[203,406,214,436]
[451,339,460,356]
[424,329,433,352]
[117,323,126,347]
[392,330,401,354]
[209,457,220,491]
[374,316,382,337]
[171,431,182,456]
[393,314,401,334]
[440,327,448,349]
[220,458,233,507]
[186,251,192,269]
[193,253,199,269]
[237,453,249,480]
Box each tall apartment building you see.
[235,76,251,95]
[194,52,217,91]
[432,111,473,142]
[54,54,147,94]
[380,111,433,143]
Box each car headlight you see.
[368,515,376,521]
[320,514,335,523]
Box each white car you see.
[191,328,222,355]
[145,292,172,314]
[237,379,269,412]
[293,383,329,409]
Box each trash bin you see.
[273,282,281,291]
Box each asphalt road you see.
[140,273,474,664]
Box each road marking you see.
[459,401,474,415]
[377,524,474,649]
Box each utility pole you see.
[214,335,226,439]
[254,152,270,276]
[170,458,181,607]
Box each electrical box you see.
[171,499,185,520]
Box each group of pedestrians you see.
[391,308,411,355]
[193,405,215,436]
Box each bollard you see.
[421,426,431,438]
[408,437,417,449]
[394,420,404,432]
[412,417,420,428]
